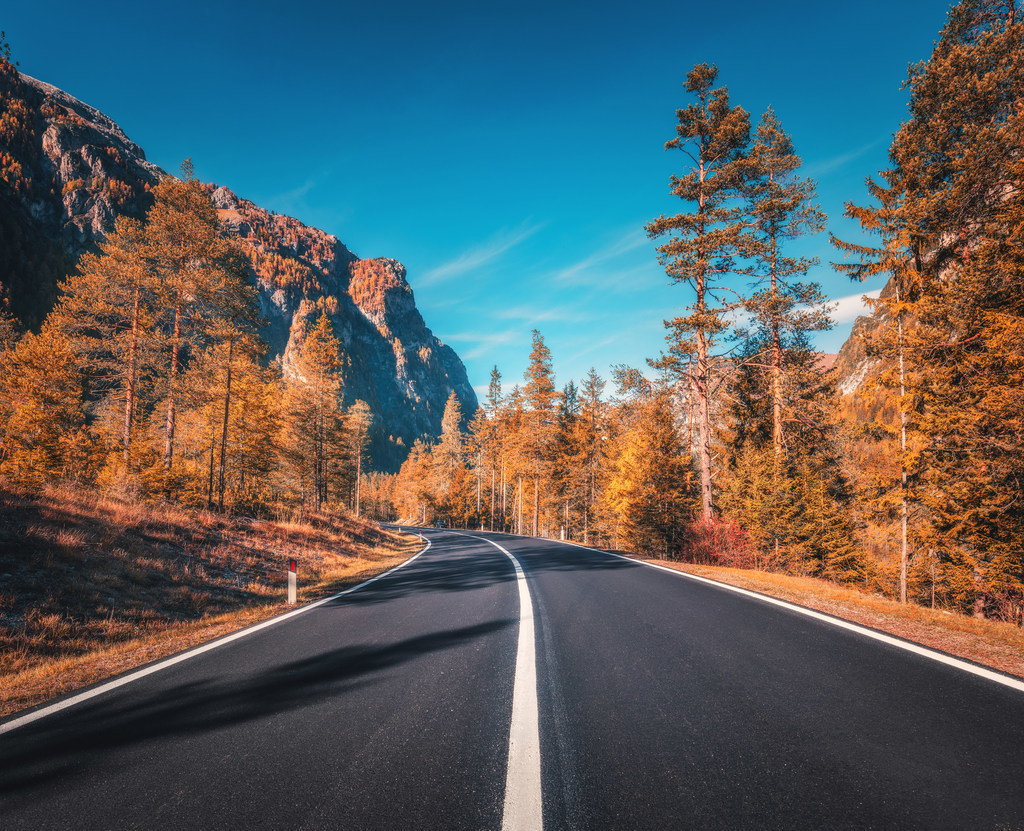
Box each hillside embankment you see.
[0,483,421,717]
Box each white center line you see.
[464,534,543,831]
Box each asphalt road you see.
[1,528,1023,830]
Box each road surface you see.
[1,529,1022,829]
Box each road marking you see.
[463,534,543,831]
[0,536,432,736]
[556,538,1024,695]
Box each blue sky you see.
[6,0,951,400]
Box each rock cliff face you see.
[0,69,477,471]
[831,278,896,396]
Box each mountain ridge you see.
[0,68,477,471]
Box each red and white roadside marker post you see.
[287,559,297,605]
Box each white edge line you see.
[553,538,1024,695]
[457,532,543,831]
[0,534,432,737]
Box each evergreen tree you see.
[485,365,504,530]
[348,400,373,517]
[0,328,92,486]
[646,63,754,522]
[0,304,21,353]
[603,393,691,557]
[579,368,608,542]
[834,1,1024,615]
[522,330,557,535]
[50,217,159,473]
[146,162,243,471]
[434,390,465,493]
[283,311,346,510]
[743,109,830,462]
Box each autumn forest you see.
[1,0,1023,628]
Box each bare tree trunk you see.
[217,336,234,511]
[696,331,714,522]
[897,287,909,604]
[687,358,695,481]
[490,465,495,531]
[123,287,140,468]
[533,475,539,536]
[207,410,216,508]
[163,301,182,469]
[772,331,783,463]
[355,447,362,518]
[516,476,523,535]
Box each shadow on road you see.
[338,531,639,608]
[0,618,513,798]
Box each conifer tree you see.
[891,0,1024,617]
[485,365,504,530]
[0,304,21,353]
[0,328,91,486]
[523,330,557,535]
[485,364,505,532]
[283,311,346,510]
[434,391,465,494]
[646,63,754,522]
[146,162,243,471]
[834,1,1024,613]
[551,380,584,538]
[348,400,372,517]
[743,109,830,462]
[579,368,607,543]
[603,389,690,557]
[50,217,159,472]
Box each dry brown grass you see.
[635,558,1024,680]
[0,482,422,718]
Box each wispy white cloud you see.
[564,335,621,364]
[554,228,652,285]
[803,136,889,179]
[491,304,594,324]
[440,328,527,361]
[272,179,318,205]
[420,222,543,286]
[832,288,882,324]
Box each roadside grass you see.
[0,482,422,718]
[635,558,1024,680]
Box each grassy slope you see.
[0,483,421,718]
[634,558,1024,680]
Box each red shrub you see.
[677,518,756,568]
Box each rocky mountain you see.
[830,279,896,396]
[0,66,477,471]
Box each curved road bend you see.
[2,528,1023,830]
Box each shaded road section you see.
[0,531,520,831]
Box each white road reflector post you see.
[287,558,297,605]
